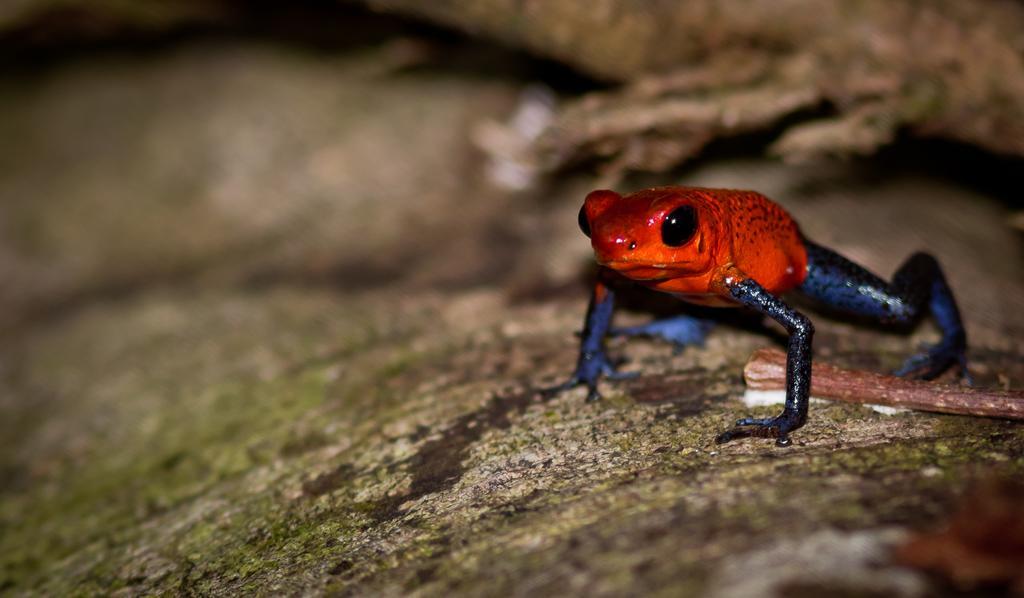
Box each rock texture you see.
[1,7,1023,597]
[364,0,1024,174]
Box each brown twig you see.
[745,348,1024,420]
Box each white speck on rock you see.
[866,404,909,415]
[742,389,906,415]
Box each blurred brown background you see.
[1,2,1022,596]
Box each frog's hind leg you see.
[798,240,969,382]
[610,314,714,354]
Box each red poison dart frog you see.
[551,187,970,446]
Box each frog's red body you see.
[583,187,807,305]
[556,184,970,447]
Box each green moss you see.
[0,365,335,589]
[0,305,459,594]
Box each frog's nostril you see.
[628,241,637,251]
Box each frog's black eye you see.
[661,205,697,247]
[578,205,591,238]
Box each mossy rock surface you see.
[4,283,1022,596]
[1,37,1023,597]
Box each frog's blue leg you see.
[798,240,970,382]
[716,276,814,447]
[610,314,714,353]
[545,278,636,402]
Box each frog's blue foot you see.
[610,315,713,354]
[715,410,805,447]
[893,336,972,385]
[543,349,637,402]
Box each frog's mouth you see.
[601,260,673,281]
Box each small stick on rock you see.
[745,348,1024,420]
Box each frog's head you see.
[578,187,724,280]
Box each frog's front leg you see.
[799,241,969,382]
[545,277,635,402]
[715,275,814,447]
